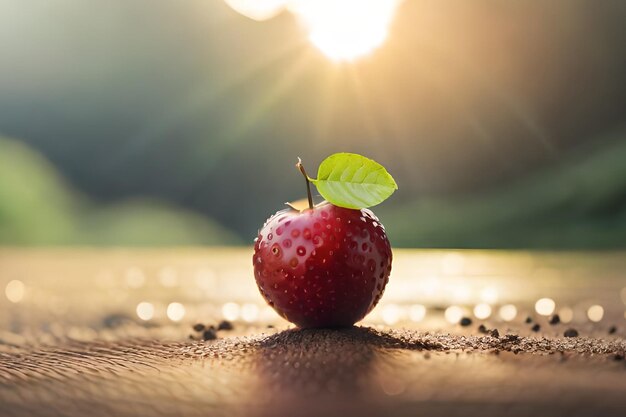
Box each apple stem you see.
[296,157,314,209]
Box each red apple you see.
[253,202,392,328]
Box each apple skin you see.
[253,202,392,328]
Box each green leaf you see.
[311,153,398,209]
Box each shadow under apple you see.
[248,326,439,417]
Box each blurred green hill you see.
[1,134,625,248]
[380,134,626,249]
[0,137,242,246]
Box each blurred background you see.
[1,0,625,248]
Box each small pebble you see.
[549,314,560,325]
[490,329,500,338]
[531,324,541,332]
[218,320,234,331]
[203,329,218,341]
[478,324,488,334]
[192,323,205,332]
[608,325,617,334]
[564,328,579,338]
[525,316,533,324]
[459,317,472,327]
[102,314,132,328]
[504,334,519,341]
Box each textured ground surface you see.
[1,249,625,416]
[1,327,625,417]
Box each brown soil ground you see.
[1,326,625,417]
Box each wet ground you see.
[1,249,625,416]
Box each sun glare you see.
[289,0,401,61]
[224,0,402,61]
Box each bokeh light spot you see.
[136,302,155,321]
[222,302,240,321]
[498,304,517,322]
[535,298,555,316]
[445,306,464,324]
[409,304,426,322]
[167,302,186,322]
[125,267,146,288]
[241,303,259,322]
[381,304,402,325]
[473,303,492,320]
[5,280,25,303]
[587,305,604,322]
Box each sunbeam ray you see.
[179,48,317,197]
[108,43,305,165]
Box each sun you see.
[289,0,401,61]
[224,0,402,62]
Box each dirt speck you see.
[203,329,218,341]
[218,320,234,331]
[460,317,472,327]
[504,334,519,342]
